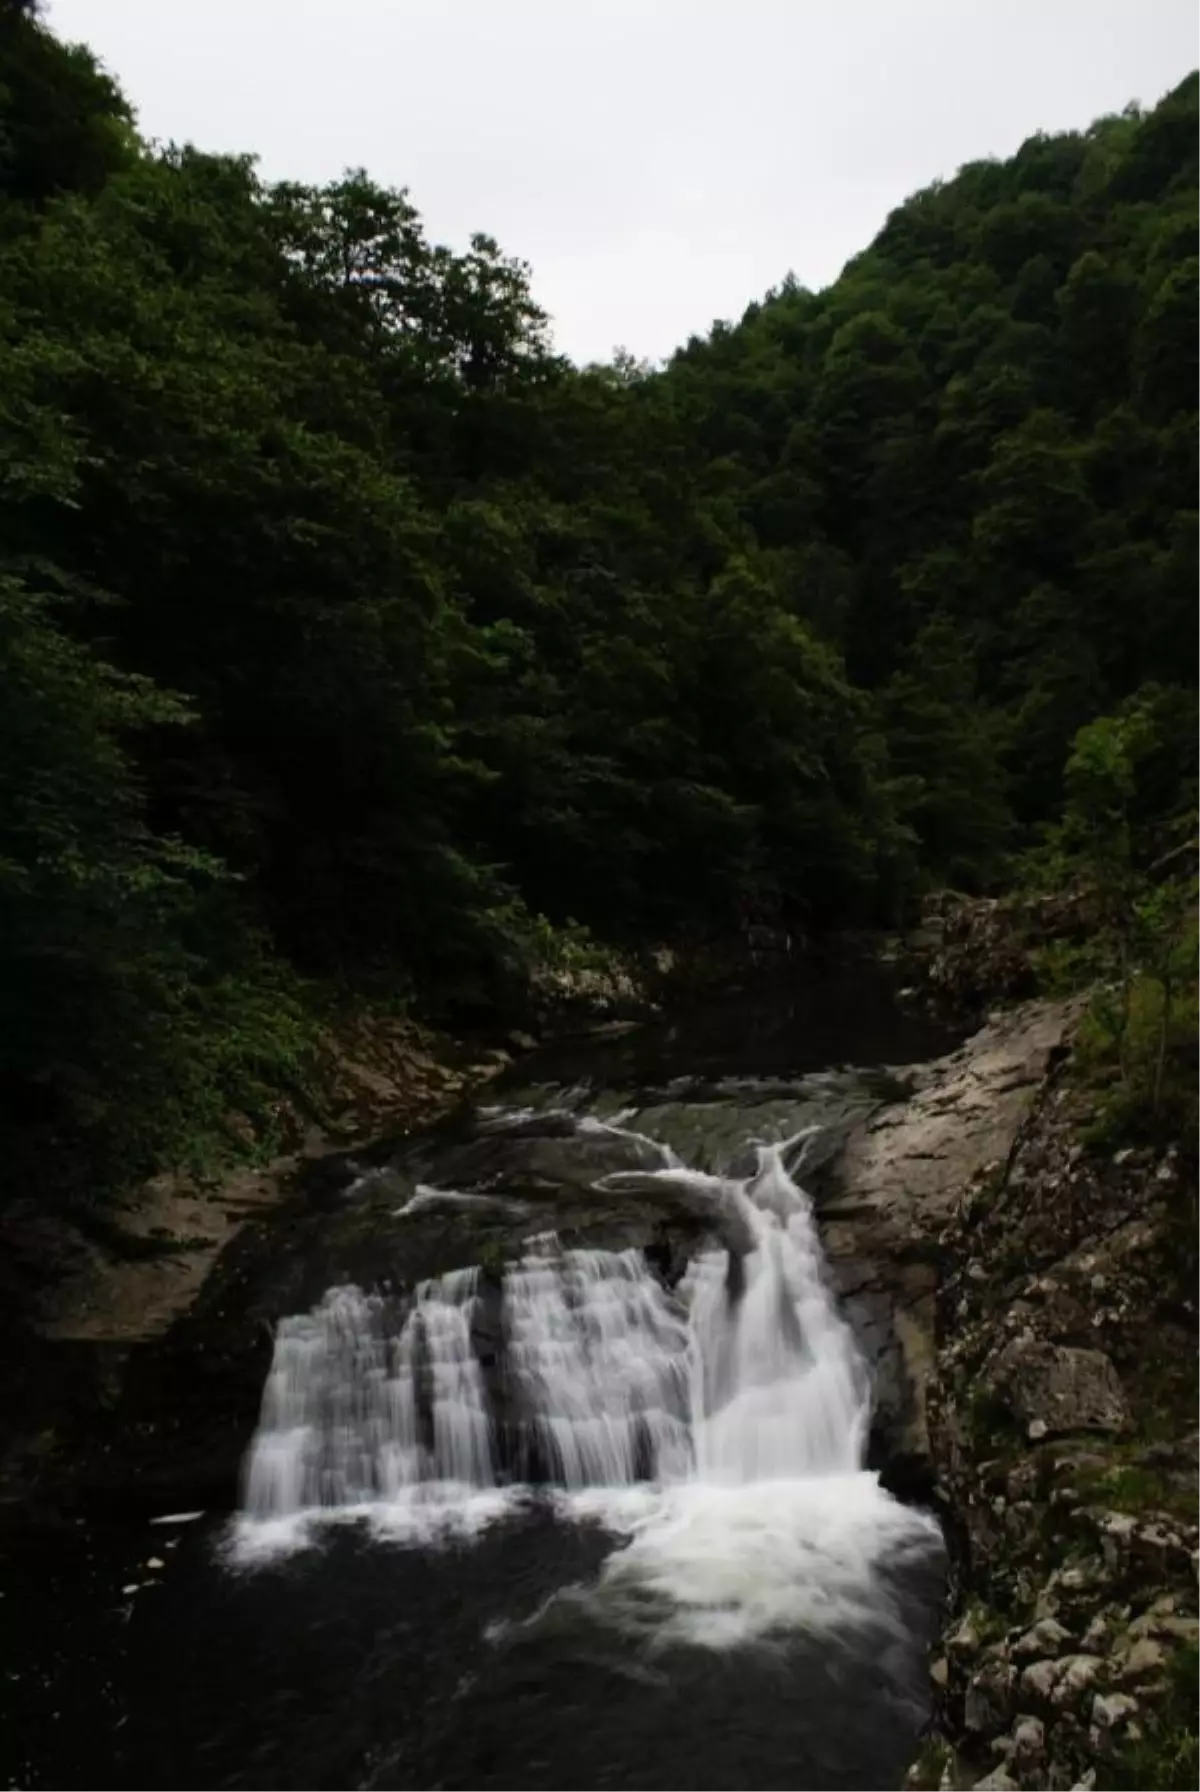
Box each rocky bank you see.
[815,1001,1081,1491]
[881,896,1199,1792]
[906,1056,1198,1791]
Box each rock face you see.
[992,1340,1130,1440]
[900,1008,1199,1792]
[827,1000,1078,1246]
[815,1000,1081,1473]
[901,889,1096,1023]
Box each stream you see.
[2,970,958,1791]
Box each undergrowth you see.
[1104,1643,1200,1791]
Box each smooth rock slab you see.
[992,1339,1129,1437]
[828,1001,1077,1246]
[820,999,1078,1464]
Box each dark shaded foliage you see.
[1,6,1194,1203]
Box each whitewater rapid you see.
[231,1112,942,1650]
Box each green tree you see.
[0,1,134,216]
[878,617,1013,890]
[0,576,307,1195]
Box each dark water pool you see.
[3,1501,942,1791]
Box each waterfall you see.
[503,1236,692,1487]
[239,1125,874,1524]
[241,1268,500,1545]
[694,1144,871,1479]
[233,1114,941,1649]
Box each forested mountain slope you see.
[1,0,1195,1204]
[661,75,1198,882]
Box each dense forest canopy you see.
[1,4,1196,1203]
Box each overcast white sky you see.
[47,0,1199,365]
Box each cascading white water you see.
[685,1145,870,1481]
[242,1267,493,1525]
[504,1235,692,1486]
[238,1136,870,1521]
[540,1143,931,1652]
[233,1113,941,1645]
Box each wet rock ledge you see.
[816,999,1082,1495]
